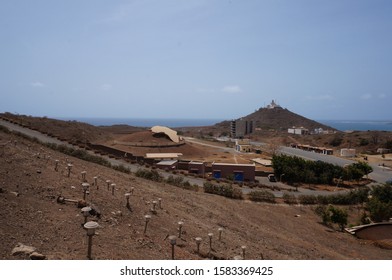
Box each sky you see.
[1,0,392,121]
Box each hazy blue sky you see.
[1,0,391,121]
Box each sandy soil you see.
[364,154,392,168]
[107,132,272,168]
[1,131,392,260]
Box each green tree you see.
[314,205,348,231]
[329,206,348,231]
[371,184,392,203]
[315,205,331,225]
[272,154,345,185]
[366,184,392,222]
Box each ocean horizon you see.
[58,117,392,131]
[318,120,392,132]
[60,117,225,128]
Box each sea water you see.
[60,117,392,131]
[64,118,225,128]
[318,120,392,131]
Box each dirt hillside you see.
[1,130,392,260]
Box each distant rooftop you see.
[145,153,183,159]
[212,162,255,167]
[151,125,182,143]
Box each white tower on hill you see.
[266,100,281,109]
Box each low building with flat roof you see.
[156,160,178,171]
[252,158,272,167]
[211,162,255,182]
[145,153,183,160]
[288,127,309,135]
[235,139,252,153]
[341,148,356,157]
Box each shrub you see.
[359,138,369,146]
[204,182,242,199]
[366,184,392,222]
[249,190,276,203]
[283,193,297,205]
[330,137,343,147]
[44,143,112,167]
[166,175,184,186]
[314,205,331,225]
[367,198,392,222]
[329,206,348,231]
[313,188,370,206]
[163,175,199,191]
[314,205,348,230]
[135,168,163,182]
[113,164,131,174]
[298,195,317,205]
[181,182,200,192]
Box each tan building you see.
[151,126,182,143]
[235,139,252,152]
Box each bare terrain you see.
[1,128,392,260]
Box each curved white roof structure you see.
[151,126,181,143]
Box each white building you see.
[340,148,356,157]
[288,127,309,135]
[266,100,281,109]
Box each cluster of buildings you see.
[103,100,343,182]
[288,127,309,135]
[290,143,334,155]
[139,126,257,182]
[288,126,335,135]
[150,157,256,182]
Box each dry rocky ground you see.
[1,131,392,260]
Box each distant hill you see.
[0,112,141,144]
[215,103,336,133]
[243,107,335,131]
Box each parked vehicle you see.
[268,174,277,182]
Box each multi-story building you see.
[230,119,253,138]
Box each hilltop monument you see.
[266,100,281,109]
